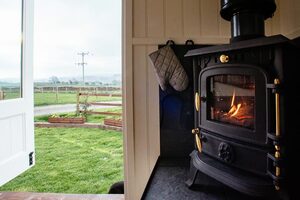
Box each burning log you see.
[212,89,254,129]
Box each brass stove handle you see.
[195,134,202,153]
[195,92,200,112]
[192,128,202,153]
[192,128,199,135]
[194,92,201,152]
[274,78,281,190]
[275,79,280,138]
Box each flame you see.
[227,90,242,118]
[213,86,254,128]
[227,105,236,115]
[230,103,241,117]
[230,89,236,107]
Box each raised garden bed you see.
[104,119,122,127]
[48,117,86,124]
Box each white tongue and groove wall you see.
[123,0,300,199]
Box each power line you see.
[76,52,89,86]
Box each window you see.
[0,0,23,101]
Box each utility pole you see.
[76,52,89,86]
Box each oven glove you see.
[148,45,189,91]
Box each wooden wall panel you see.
[183,0,201,37]
[165,0,183,37]
[147,0,164,37]
[146,45,160,173]
[218,0,230,37]
[133,45,150,198]
[133,0,146,37]
[278,0,300,38]
[289,0,297,34]
[271,4,281,34]
[219,18,230,38]
[292,0,300,32]
[200,0,219,36]
[279,0,292,35]
[123,0,135,198]
[265,19,273,36]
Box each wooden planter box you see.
[48,117,86,124]
[104,119,122,127]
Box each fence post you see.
[76,90,80,115]
[55,86,58,103]
[0,90,4,100]
[95,87,97,100]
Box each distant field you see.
[1,91,122,106]
[1,92,20,100]
[34,92,122,106]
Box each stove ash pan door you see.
[198,64,268,146]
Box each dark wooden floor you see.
[0,192,124,200]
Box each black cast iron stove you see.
[185,0,300,199]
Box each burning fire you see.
[211,78,255,129]
[211,87,254,129]
[225,90,243,119]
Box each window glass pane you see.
[0,0,22,101]
[208,75,255,129]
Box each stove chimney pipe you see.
[220,0,276,42]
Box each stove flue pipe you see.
[220,0,276,42]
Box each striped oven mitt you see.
[148,45,189,91]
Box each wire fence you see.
[76,92,123,127]
[34,86,121,93]
[76,92,122,116]
[0,86,122,103]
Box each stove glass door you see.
[208,75,255,129]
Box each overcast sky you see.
[0,0,22,81]
[1,0,121,82]
[33,0,121,80]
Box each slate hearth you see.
[142,158,278,200]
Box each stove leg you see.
[186,163,199,188]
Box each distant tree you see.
[112,80,121,86]
[71,78,79,85]
[49,76,60,84]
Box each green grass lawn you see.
[1,92,20,100]
[34,92,122,106]
[86,107,122,123]
[0,128,123,194]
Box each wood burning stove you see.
[185,0,300,198]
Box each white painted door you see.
[0,0,34,186]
